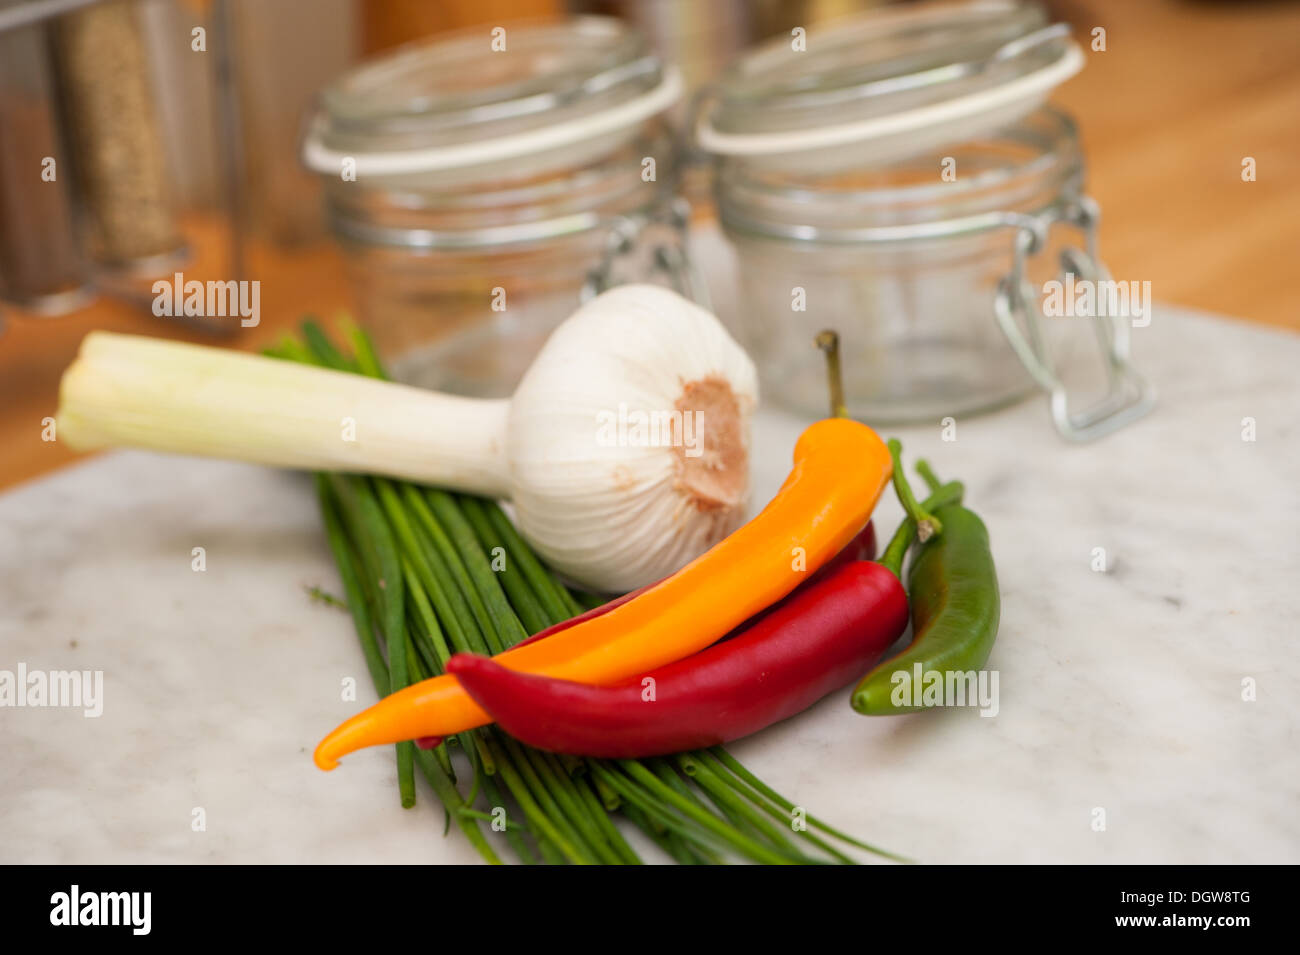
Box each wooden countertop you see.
[1050,0,1300,331]
[2,0,1297,491]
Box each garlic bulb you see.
[57,285,758,591]
[509,285,757,589]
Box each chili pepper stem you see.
[877,520,914,581]
[887,439,942,541]
[815,330,849,419]
[914,459,943,495]
[877,481,965,579]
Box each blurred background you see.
[1,0,1297,487]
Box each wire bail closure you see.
[581,198,711,309]
[993,197,1155,441]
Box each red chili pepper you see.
[444,558,906,758]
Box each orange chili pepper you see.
[313,417,892,770]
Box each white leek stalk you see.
[58,285,758,591]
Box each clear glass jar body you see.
[716,107,1086,422]
[327,126,673,397]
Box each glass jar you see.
[302,16,692,397]
[698,0,1153,439]
[0,7,93,315]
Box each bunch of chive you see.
[270,321,900,865]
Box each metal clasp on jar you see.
[994,197,1155,442]
[582,198,711,309]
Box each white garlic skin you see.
[506,284,759,593]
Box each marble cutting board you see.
[2,304,1297,864]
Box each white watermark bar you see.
[1042,274,1153,328]
[595,403,705,458]
[889,664,1000,717]
[152,272,260,327]
[0,663,103,717]
[49,885,150,935]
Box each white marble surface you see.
[2,304,1298,864]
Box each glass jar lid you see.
[697,0,1082,168]
[303,16,681,179]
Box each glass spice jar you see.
[697,0,1153,440]
[0,9,92,315]
[302,16,696,398]
[51,0,185,272]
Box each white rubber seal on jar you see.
[303,66,683,178]
[697,43,1083,158]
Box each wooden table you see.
[1050,0,1300,331]
[2,0,1297,491]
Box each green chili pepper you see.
[850,499,1000,715]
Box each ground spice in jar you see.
[52,0,182,267]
